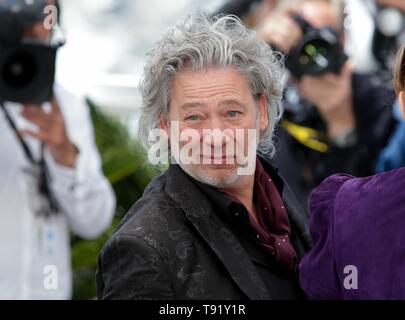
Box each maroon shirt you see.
[190,157,303,298]
[249,158,297,271]
[209,158,298,272]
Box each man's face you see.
[162,66,268,188]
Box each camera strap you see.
[0,102,59,215]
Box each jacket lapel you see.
[165,164,271,300]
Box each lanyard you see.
[0,102,59,215]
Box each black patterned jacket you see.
[96,160,312,300]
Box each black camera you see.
[286,16,347,78]
[0,0,63,104]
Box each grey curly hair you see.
[138,14,284,157]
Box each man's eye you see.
[227,111,241,118]
[185,115,200,121]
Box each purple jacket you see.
[299,168,405,299]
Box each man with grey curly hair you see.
[97,14,312,300]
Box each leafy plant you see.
[71,99,161,299]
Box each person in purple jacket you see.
[299,43,405,300]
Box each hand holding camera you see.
[256,13,303,53]
[20,99,78,168]
[0,0,76,167]
[258,14,347,77]
[257,2,354,141]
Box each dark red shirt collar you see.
[192,157,298,271]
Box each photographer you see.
[0,0,115,299]
[371,0,405,171]
[256,0,398,206]
[372,0,405,73]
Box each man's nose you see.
[202,117,231,147]
[206,116,225,131]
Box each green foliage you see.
[71,100,161,299]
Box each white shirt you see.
[0,84,116,299]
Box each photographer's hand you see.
[297,61,356,140]
[256,13,302,52]
[20,98,78,168]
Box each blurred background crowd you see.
[1,0,405,299]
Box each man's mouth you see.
[200,154,236,164]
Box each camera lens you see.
[2,50,37,88]
[298,39,330,73]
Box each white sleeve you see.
[44,84,116,239]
